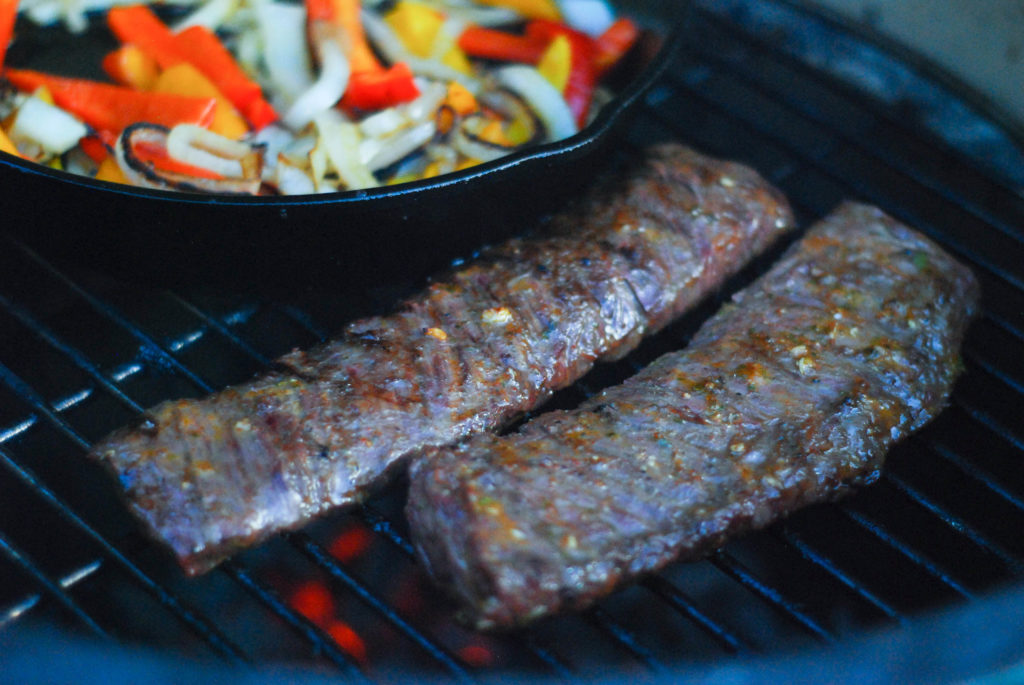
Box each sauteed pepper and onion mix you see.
[0,0,641,194]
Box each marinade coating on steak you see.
[406,202,980,629]
[89,144,794,576]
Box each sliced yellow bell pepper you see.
[153,62,249,139]
[537,33,571,92]
[95,156,128,184]
[444,81,478,116]
[475,0,560,21]
[478,119,512,147]
[385,1,443,57]
[0,126,21,157]
[441,45,473,75]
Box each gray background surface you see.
[812,0,1024,127]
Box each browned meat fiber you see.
[90,144,794,576]
[407,202,980,629]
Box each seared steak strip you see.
[90,144,794,576]
[406,203,980,629]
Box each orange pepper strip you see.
[153,62,249,139]
[594,17,639,77]
[0,126,22,158]
[5,69,217,135]
[95,156,127,183]
[307,0,383,74]
[0,0,18,71]
[102,44,161,90]
[171,25,278,129]
[107,5,186,70]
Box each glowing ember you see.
[328,620,368,664]
[329,523,374,563]
[458,644,494,668]
[289,581,335,626]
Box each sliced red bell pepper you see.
[525,20,596,127]
[457,26,548,64]
[594,17,640,77]
[131,139,225,180]
[0,0,18,71]
[78,135,112,164]
[107,5,186,70]
[171,25,279,129]
[5,69,217,135]
[341,61,420,110]
[307,0,382,74]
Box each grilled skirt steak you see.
[406,202,980,629]
[90,144,794,576]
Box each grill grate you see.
[2,0,1024,680]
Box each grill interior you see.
[2,0,1024,681]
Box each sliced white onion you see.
[495,65,578,141]
[308,139,332,193]
[429,15,467,61]
[282,38,351,131]
[254,0,314,104]
[558,0,615,37]
[115,124,262,194]
[426,142,457,176]
[359,108,408,139]
[251,123,297,180]
[364,120,436,172]
[400,80,448,124]
[274,155,317,195]
[166,124,252,178]
[313,110,378,190]
[173,0,240,31]
[10,96,87,155]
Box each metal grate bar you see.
[353,504,417,559]
[7,237,217,395]
[0,360,91,452]
[775,525,905,624]
[882,469,1024,575]
[585,606,665,672]
[0,292,144,414]
[691,7,1024,242]
[926,440,1024,514]
[653,67,1024,296]
[221,561,368,680]
[167,294,274,368]
[839,507,973,598]
[516,633,575,680]
[964,351,1024,398]
[710,550,833,642]
[0,532,109,639]
[640,575,749,653]
[0,449,247,661]
[949,399,1024,455]
[1,559,102,628]
[289,532,475,682]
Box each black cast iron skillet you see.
[0,1,685,290]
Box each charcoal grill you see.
[2,0,1024,681]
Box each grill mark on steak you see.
[89,144,794,576]
[405,202,980,629]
